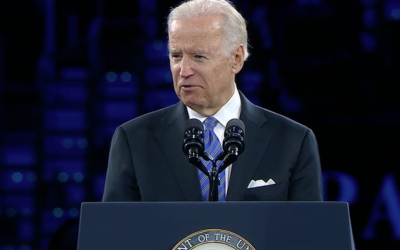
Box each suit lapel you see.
[155,102,202,201]
[226,93,273,201]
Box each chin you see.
[180,94,199,104]
[182,99,204,110]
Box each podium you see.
[77,201,356,250]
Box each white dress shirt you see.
[186,84,242,195]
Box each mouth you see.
[181,85,200,90]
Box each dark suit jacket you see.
[102,92,323,202]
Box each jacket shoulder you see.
[257,105,311,133]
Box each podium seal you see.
[172,229,256,250]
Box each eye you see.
[170,54,182,60]
[194,55,205,60]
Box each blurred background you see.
[0,0,399,249]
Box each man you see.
[102,0,323,202]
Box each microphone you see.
[218,118,245,173]
[183,119,208,176]
[182,118,245,201]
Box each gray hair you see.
[167,0,250,61]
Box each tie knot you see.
[204,117,219,131]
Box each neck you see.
[192,86,235,117]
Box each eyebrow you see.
[168,48,210,54]
[192,49,209,54]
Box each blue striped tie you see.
[199,117,226,201]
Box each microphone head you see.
[183,118,205,156]
[225,118,245,137]
[184,118,203,133]
[223,118,245,155]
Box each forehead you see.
[168,16,224,52]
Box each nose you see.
[179,57,194,78]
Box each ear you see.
[231,44,245,74]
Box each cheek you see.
[213,67,231,90]
[211,66,225,82]
[170,67,179,81]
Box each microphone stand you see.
[187,151,222,202]
[207,151,231,202]
[209,150,241,201]
[188,151,240,202]
[208,159,220,201]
